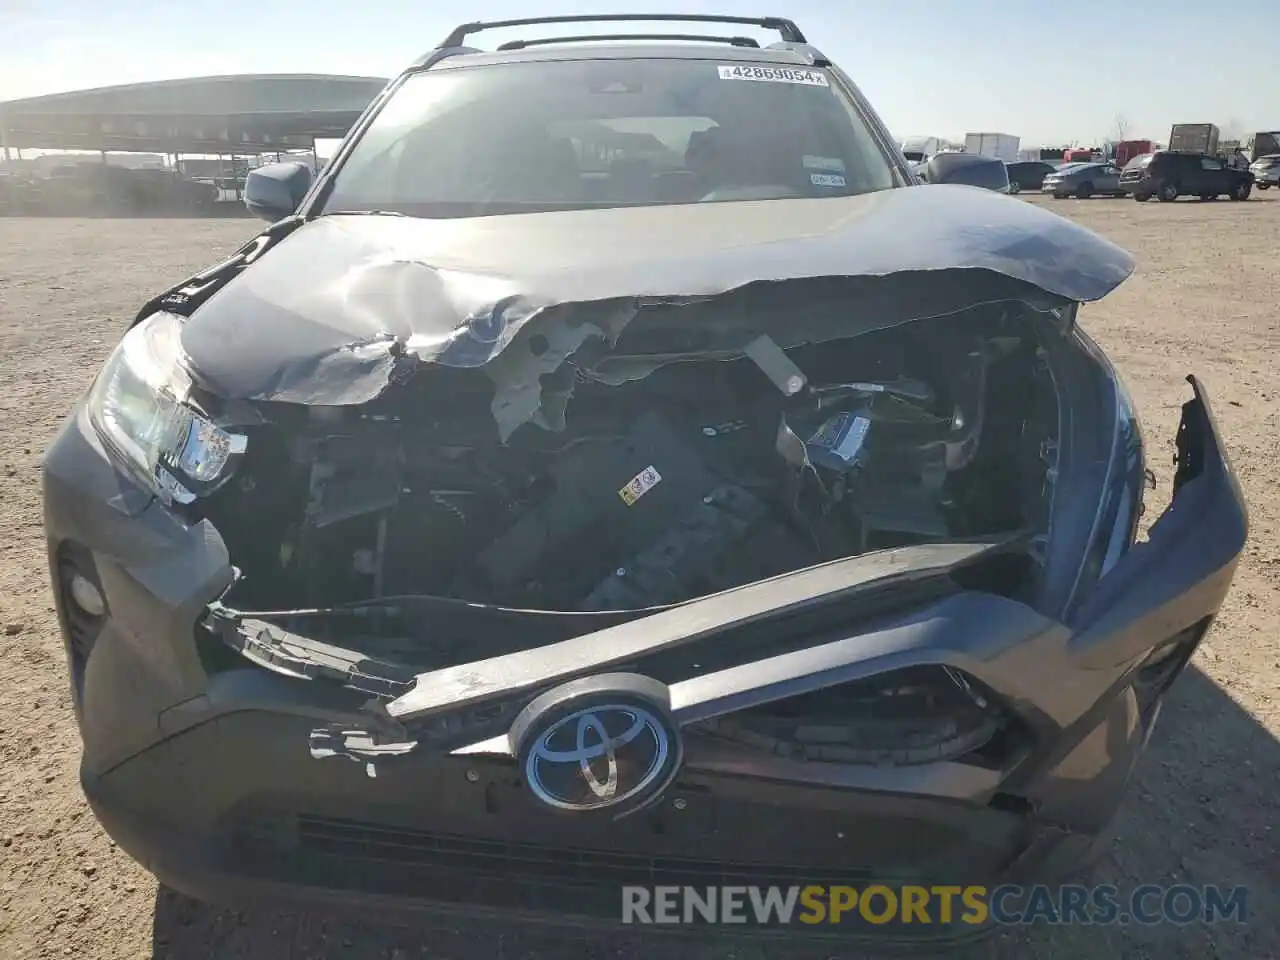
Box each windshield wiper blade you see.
[323,209,408,217]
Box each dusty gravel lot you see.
[1,195,1278,960]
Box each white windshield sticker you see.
[619,465,662,506]
[807,413,871,465]
[833,416,871,461]
[803,155,846,172]
[810,173,847,188]
[717,65,830,86]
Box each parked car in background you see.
[130,169,219,214]
[0,169,44,215]
[27,163,219,215]
[917,151,1010,191]
[1249,132,1280,162]
[1041,160,1125,199]
[1120,151,1254,202]
[1249,154,1280,189]
[42,163,139,214]
[1004,160,1056,194]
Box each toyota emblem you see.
[511,675,683,817]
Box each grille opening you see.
[231,807,1008,899]
[288,817,881,885]
[690,666,1007,766]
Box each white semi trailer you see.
[963,132,1020,163]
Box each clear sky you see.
[2,0,1275,146]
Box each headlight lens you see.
[87,312,246,504]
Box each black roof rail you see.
[497,32,760,51]
[439,14,806,49]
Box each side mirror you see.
[244,162,312,222]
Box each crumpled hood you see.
[178,184,1134,410]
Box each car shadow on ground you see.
[149,664,1279,960]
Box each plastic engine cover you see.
[469,412,726,605]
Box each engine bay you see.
[208,307,1059,613]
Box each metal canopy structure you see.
[0,74,388,154]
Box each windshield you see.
[321,58,898,218]
[1123,154,1154,170]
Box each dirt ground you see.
[1,194,1277,960]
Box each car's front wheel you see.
[1133,192,1151,202]
[1258,183,1271,190]
[1230,181,1252,201]
[1157,182,1179,202]
[1008,180,1021,194]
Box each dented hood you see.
[178,185,1134,408]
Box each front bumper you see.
[42,378,1247,940]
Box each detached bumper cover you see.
[44,377,1246,937]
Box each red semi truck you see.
[1061,147,1097,163]
[1116,139,1155,166]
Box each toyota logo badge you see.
[511,675,683,817]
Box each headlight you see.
[87,311,246,505]
[1065,334,1146,615]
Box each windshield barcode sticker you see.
[619,466,662,506]
[717,65,829,86]
[810,173,847,187]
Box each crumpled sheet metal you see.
[479,301,639,440]
[177,184,1137,432]
[309,727,418,779]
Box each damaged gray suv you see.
[43,13,1246,943]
